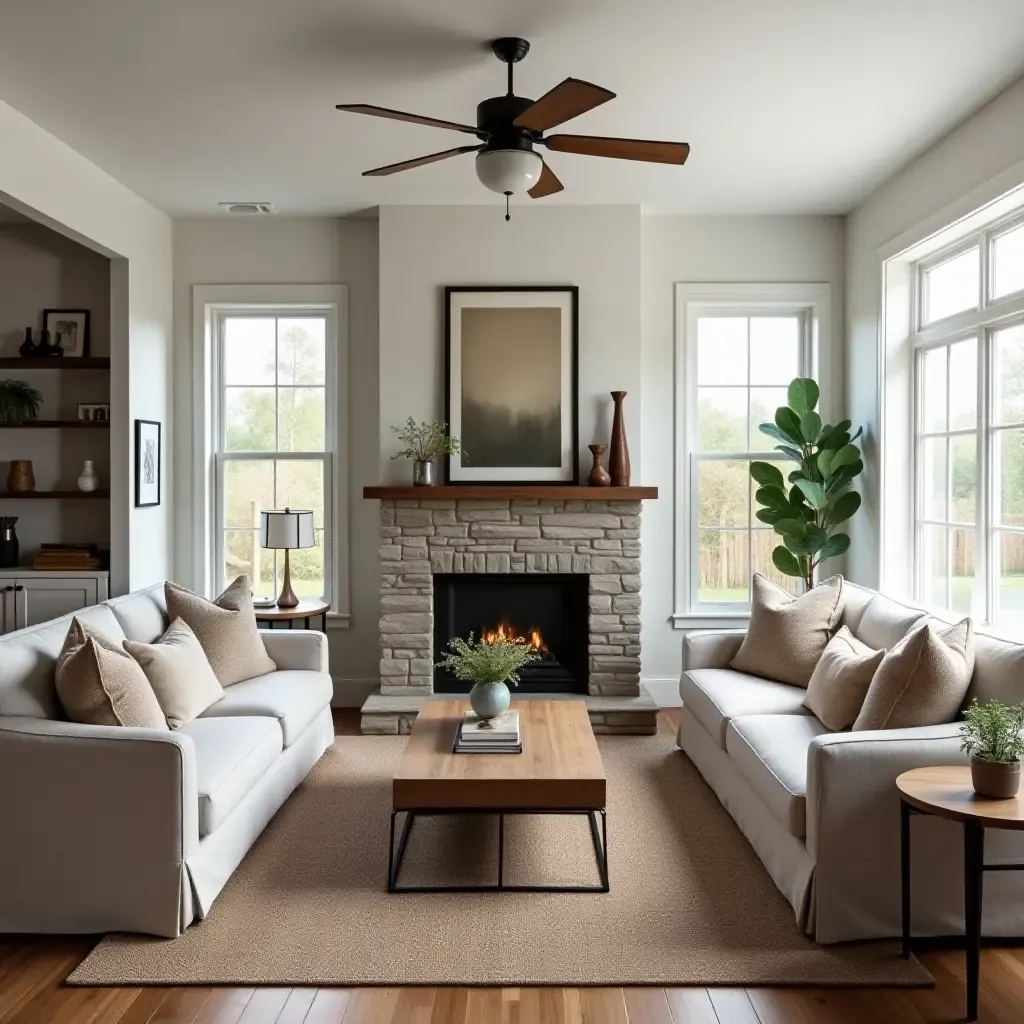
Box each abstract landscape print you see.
[446,288,578,484]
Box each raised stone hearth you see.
[361,489,658,735]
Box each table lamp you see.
[259,507,315,608]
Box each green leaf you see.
[755,508,787,525]
[849,426,864,443]
[774,444,804,463]
[787,378,820,415]
[826,491,861,527]
[784,533,815,555]
[750,461,785,488]
[831,444,860,470]
[799,411,822,444]
[817,449,834,478]
[775,407,803,445]
[758,422,790,444]
[794,478,827,509]
[772,546,804,577]
[819,419,851,448]
[805,525,828,554]
[822,431,850,452]
[819,533,851,559]
[775,518,807,538]
[826,460,863,490]
[754,485,790,510]
[816,422,833,444]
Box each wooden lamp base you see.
[276,548,300,608]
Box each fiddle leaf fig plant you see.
[749,378,864,591]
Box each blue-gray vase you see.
[469,681,511,721]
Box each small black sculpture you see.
[18,327,38,357]
[35,329,63,358]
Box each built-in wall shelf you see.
[0,490,110,500]
[0,420,109,429]
[0,357,110,370]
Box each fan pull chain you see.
[504,192,511,222]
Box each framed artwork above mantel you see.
[444,286,579,485]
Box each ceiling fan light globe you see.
[475,149,543,194]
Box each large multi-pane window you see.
[214,310,334,603]
[912,213,1024,632]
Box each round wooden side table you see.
[897,765,1024,1021]
[254,598,330,632]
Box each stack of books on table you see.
[455,710,522,754]
[32,543,106,571]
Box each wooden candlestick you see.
[608,391,631,486]
[587,444,611,486]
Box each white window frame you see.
[191,284,350,626]
[672,283,831,628]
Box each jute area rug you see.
[70,730,930,987]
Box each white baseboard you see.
[642,677,682,707]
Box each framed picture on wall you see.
[42,309,90,357]
[134,419,161,507]
[444,286,579,484]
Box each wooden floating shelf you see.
[363,485,658,500]
[0,420,109,429]
[0,490,110,500]
[0,357,110,370]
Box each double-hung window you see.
[912,213,1024,632]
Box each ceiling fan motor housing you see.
[476,96,537,152]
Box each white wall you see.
[641,216,846,693]
[847,75,1024,588]
[172,216,380,692]
[0,100,172,594]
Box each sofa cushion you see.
[726,714,829,838]
[197,670,333,747]
[854,593,926,651]
[969,632,1024,706]
[803,625,885,731]
[681,668,811,749]
[179,716,283,837]
[105,583,169,643]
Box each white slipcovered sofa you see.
[679,581,1024,944]
[0,582,334,938]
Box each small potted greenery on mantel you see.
[437,632,538,723]
[390,418,464,487]
[960,698,1024,799]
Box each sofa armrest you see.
[683,629,746,671]
[0,717,198,936]
[259,629,329,673]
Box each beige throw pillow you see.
[55,618,167,729]
[853,618,974,731]
[804,626,885,731]
[165,575,276,686]
[730,574,845,687]
[124,618,224,729]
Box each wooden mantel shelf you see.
[363,485,658,500]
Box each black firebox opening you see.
[433,573,589,694]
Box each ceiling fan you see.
[336,37,690,219]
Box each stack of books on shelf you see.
[455,710,522,754]
[32,543,106,571]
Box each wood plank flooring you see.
[2,710,1021,1024]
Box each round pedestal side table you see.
[897,765,1024,1022]
[254,598,330,632]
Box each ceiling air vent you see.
[218,202,276,214]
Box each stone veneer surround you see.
[378,498,643,698]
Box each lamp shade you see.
[475,149,543,195]
[259,508,315,550]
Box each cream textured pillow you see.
[164,575,276,686]
[853,618,974,731]
[803,626,885,731]
[730,574,845,687]
[55,618,167,729]
[124,618,224,729]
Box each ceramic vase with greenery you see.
[960,698,1024,798]
[749,378,864,592]
[390,418,464,486]
[436,632,538,723]
[0,380,42,426]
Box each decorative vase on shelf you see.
[609,390,631,486]
[6,460,34,493]
[412,459,437,487]
[77,460,100,493]
[469,681,511,722]
[19,328,36,358]
[587,443,611,486]
[0,518,18,568]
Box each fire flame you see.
[482,620,547,652]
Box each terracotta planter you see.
[970,756,1022,799]
[6,460,34,493]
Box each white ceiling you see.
[2,0,1024,217]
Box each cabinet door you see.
[13,578,99,630]
[0,587,16,635]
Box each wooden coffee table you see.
[388,699,608,893]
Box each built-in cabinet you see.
[0,570,108,634]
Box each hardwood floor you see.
[2,710,1022,1024]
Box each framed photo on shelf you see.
[134,419,161,507]
[77,403,109,422]
[43,309,90,358]
[444,286,579,485]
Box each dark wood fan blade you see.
[528,160,564,199]
[362,145,481,177]
[544,134,690,165]
[514,78,616,132]
[336,104,480,136]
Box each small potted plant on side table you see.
[960,698,1024,798]
[437,632,538,724]
[390,418,463,486]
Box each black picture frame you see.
[444,286,579,485]
[134,419,161,507]
[42,308,90,357]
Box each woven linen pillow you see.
[55,618,167,729]
[730,574,845,687]
[165,575,276,686]
[803,625,885,731]
[853,618,974,731]
[124,618,224,729]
